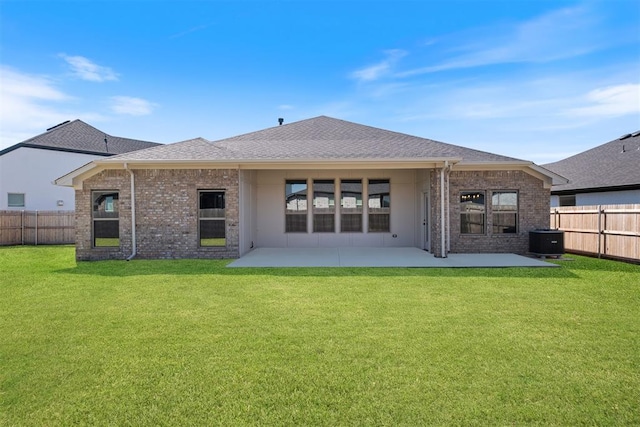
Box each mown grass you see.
[1,246,638,426]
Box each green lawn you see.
[1,246,638,426]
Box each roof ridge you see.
[18,119,82,144]
[1,119,160,157]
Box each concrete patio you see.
[227,247,559,268]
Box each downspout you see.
[125,163,137,261]
[440,162,448,258]
[446,163,452,253]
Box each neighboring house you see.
[56,116,566,260]
[544,131,640,207]
[0,120,160,211]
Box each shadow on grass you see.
[55,259,581,279]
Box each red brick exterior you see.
[75,169,239,261]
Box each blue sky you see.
[1,0,638,163]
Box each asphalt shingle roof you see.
[109,116,523,163]
[543,131,640,193]
[0,120,160,156]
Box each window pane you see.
[200,192,225,218]
[368,180,390,210]
[286,180,307,232]
[94,220,120,247]
[493,213,517,234]
[313,214,335,233]
[93,191,119,219]
[200,219,226,247]
[341,180,362,232]
[461,213,485,234]
[200,191,225,247]
[313,180,335,232]
[286,213,307,233]
[7,193,25,207]
[492,191,518,234]
[341,214,362,232]
[460,191,485,234]
[559,195,575,207]
[492,192,517,211]
[369,213,390,233]
[368,179,390,232]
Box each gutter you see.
[124,163,137,261]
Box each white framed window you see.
[8,193,25,208]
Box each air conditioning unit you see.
[529,229,564,257]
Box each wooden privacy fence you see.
[550,204,640,262]
[0,210,75,246]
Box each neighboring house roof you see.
[56,116,567,188]
[544,131,640,194]
[0,119,160,157]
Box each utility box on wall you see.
[529,229,565,257]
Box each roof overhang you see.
[55,157,567,190]
[454,161,569,189]
[551,183,640,195]
[55,157,464,189]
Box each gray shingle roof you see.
[543,131,640,193]
[108,116,523,163]
[0,119,160,156]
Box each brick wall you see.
[448,170,550,254]
[76,168,239,261]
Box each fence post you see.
[35,210,38,246]
[597,205,602,258]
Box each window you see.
[492,191,518,234]
[285,180,307,232]
[313,180,335,232]
[340,179,363,232]
[92,191,119,247]
[559,195,576,207]
[199,191,226,247]
[368,179,390,232]
[8,193,25,208]
[460,191,485,234]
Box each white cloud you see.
[0,66,115,149]
[59,54,119,82]
[564,84,640,118]
[350,49,407,82]
[0,66,73,147]
[278,104,294,110]
[110,96,157,116]
[397,6,607,76]
[1,66,68,101]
